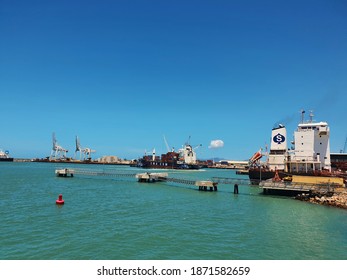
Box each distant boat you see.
[0,149,13,162]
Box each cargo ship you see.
[0,149,13,162]
[248,111,346,184]
[133,143,206,169]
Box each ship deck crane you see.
[163,135,172,152]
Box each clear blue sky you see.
[1,0,346,160]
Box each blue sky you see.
[1,0,346,160]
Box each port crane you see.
[50,133,68,160]
[75,136,96,160]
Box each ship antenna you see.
[309,110,314,123]
[341,135,347,153]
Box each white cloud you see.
[208,139,224,149]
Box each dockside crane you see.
[50,133,68,160]
[75,136,96,160]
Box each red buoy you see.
[56,194,64,205]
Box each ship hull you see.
[132,158,203,170]
[134,161,202,170]
[0,158,14,162]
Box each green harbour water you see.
[1,162,346,260]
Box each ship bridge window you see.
[269,150,286,155]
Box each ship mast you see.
[300,109,305,124]
[309,111,314,123]
[341,136,347,153]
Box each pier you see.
[54,168,259,192]
[195,181,218,191]
[211,176,251,185]
[260,180,340,195]
[54,168,344,197]
[69,168,137,178]
[211,177,251,194]
[136,172,168,183]
[55,168,74,177]
[56,168,219,191]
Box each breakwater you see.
[296,188,347,209]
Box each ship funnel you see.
[270,125,287,151]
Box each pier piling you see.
[234,184,239,194]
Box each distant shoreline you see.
[11,158,132,165]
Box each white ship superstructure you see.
[179,144,197,164]
[249,110,335,183]
[287,111,331,173]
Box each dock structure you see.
[259,174,345,195]
[260,180,341,195]
[55,168,74,177]
[165,177,217,191]
[136,173,218,191]
[54,168,346,202]
[211,176,250,185]
[195,181,218,191]
[70,168,137,178]
[55,168,218,191]
[136,172,168,183]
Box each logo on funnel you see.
[273,133,285,144]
